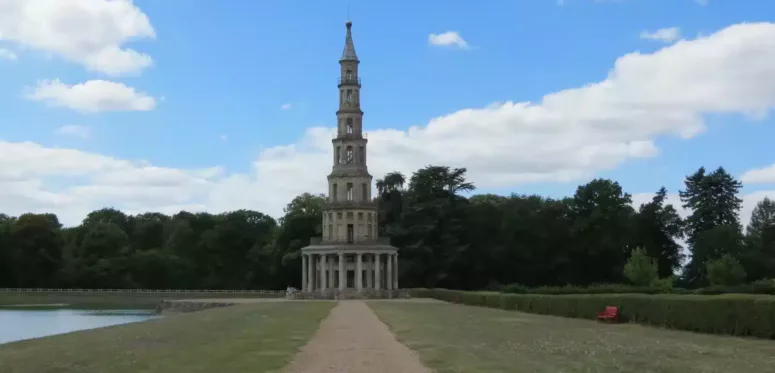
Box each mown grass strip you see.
[0,301,334,373]
[369,301,775,373]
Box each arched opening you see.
[346,69,353,79]
[346,146,353,163]
[332,183,338,202]
[346,183,353,201]
[336,146,341,164]
[346,118,353,134]
[346,90,353,103]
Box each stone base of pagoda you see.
[292,288,409,300]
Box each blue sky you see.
[1,0,775,226]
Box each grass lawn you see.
[0,292,282,310]
[0,301,333,373]
[369,301,775,373]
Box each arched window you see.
[346,90,352,103]
[346,69,353,79]
[336,146,341,164]
[346,118,353,134]
[346,183,353,201]
[346,146,353,163]
[332,183,338,202]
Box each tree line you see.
[0,165,773,290]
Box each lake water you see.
[0,308,160,345]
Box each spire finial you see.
[340,19,358,61]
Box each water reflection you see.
[0,308,159,344]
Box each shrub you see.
[501,283,528,294]
[707,255,747,286]
[623,247,659,286]
[418,288,775,339]
[693,279,775,295]
[653,276,676,292]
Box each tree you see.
[623,247,659,286]
[376,172,406,195]
[680,167,743,285]
[741,197,775,280]
[0,214,16,287]
[567,179,635,284]
[376,171,407,235]
[398,166,474,288]
[10,213,65,287]
[746,197,775,238]
[706,254,747,286]
[632,187,684,277]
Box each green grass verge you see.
[369,301,775,373]
[0,292,283,310]
[0,301,333,373]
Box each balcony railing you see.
[324,200,377,209]
[332,131,368,139]
[309,236,392,246]
[338,77,361,85]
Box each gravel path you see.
[282,300,432,373]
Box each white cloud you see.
[640,27,682,43]
[56,125,91,139]
[0,48,17,60]
[0,0,155,75]
[741,163,775,184]
[26,79,156,113]
[281,103,292,110]
[695,0,709,6]
[428,31,469,49]
[4,22,775,227]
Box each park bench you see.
[596,306,620,323]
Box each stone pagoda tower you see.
[299,21,399,299]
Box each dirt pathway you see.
[282,300,432,373]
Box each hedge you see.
[499,279,775,296]
[408,288,775,339]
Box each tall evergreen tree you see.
[632,187,685,277]
[679,167,743,285]
[741,197,775,280]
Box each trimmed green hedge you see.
[409,288,775,339]
[500,279,775,296]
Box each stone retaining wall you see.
[155,300,236,314]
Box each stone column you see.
[387,253,393,291]
[320,254,328,294]
[338,253,345,290]
[367,254,374,289]
[328,255,334,290]
[356,253,363,290]
[302,254,307,292]
[307,253,315,291]
[374,254,382,290]
[394,254,399,289]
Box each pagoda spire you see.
[340,21,358,61]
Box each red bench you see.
[596,306,620,323]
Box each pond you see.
[0,308,160,345]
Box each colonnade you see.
[301,251,398,293]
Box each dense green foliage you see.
[412,288,775,338]
[0,164,774,290]
[623,247,660,286]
